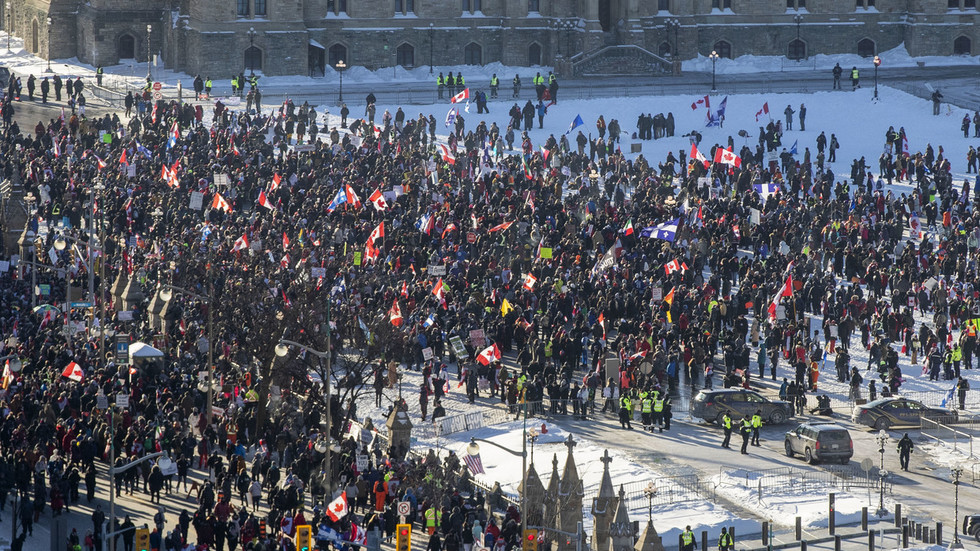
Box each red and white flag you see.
[326,491,349,521]
[664,259,688,274]
[691,95,710,110]
[488,221,514,232]
[713,147,741,168]
[257,190,275,210]
[432,278,448,308]
[233,233,249,252]
[368,188,388,211]
[211,193,232,213]
[690,143,709,168]
[523,273,537,291]
[344,184,362,209]
[476,343,502,366]
[437,143,456,165]
[755,102,770,122]
[450,88,470,104]
[365,222,384,263]
[389,300,404,327]
[270,173,282,192]
[61,361,84,383]
[282,232,290,249]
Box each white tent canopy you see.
[130,342,164,358]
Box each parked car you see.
[783,422,853,464]
[0,66,9,90]
[851,397,956,430]
[691,389,790,425]
[962,515,980,542]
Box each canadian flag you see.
[401,281,409,298]
[488,221,514,232]
[476,343,502,366]
[690,95,710,110]
[779,274,794,298]
[233,233,249,251]
[365,222,384,263]
[61,361,84,383]
[270,173,282,192]
[432,278,448,308]
[326,491,349,521]
[690,143,709,168]
[523,273,537,291]
[450,88,470,104]
[389,300,404,327]
[437,143,456,165]
[344,184,362,209]
[755,102,770,122]
[257,190,275,210]
[211,193,232,213]
[368,188,388,211]
[663,259,682,274]
[713,147,741,168]
[282,232,290,249]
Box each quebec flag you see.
[640,218,680,242]
[753,183,780,199]
[705,96,728,127]
[327,189,347,213]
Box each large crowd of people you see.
[0,71,978,551]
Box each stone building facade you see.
[2,0,979,77]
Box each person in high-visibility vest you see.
[424,506,442,535]
[750,410,762,446]
[718,527,733,551]
[653,396,665,433]
[740,417,752,455]
[680,526,697,551]
[721,412,732,449]
[619,393,632,430]
[640,392,652,431]
[437,72,445,99]
[489,74,499,98]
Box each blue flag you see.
[706,96,728,127]
[327,188,347,213]
[565,114,584,135]
[789,140,798,156]
[639,218,680,242]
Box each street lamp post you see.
[467,436,527,534]
[247,27,256,78]
[643,482,656,524]
[146,24,152,81]
[873,54,881,100]
[666,19,679,59]
[336,59,346,103]
[5,3,11,53]
[793,14,803,62]
[159,284,214,424]
[709,50,719,92]
[429,23,434,74]
[45,17,52,72]
[276,338,332,495]
[950,466,964,549]
[875,430,888,517]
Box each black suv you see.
[691,389,790,425]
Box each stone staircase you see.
[571,44,672,77]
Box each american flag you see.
[463,453,485,475]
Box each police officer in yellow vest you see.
[490,73,499,99]
[680,526,697,551]
[424,506,442,535]
[653,395,665,433]
[718,527,733,551]
[751,409,763,446]
[619,393,632,430]
[96,66,104,87]
[640,391,652,431]
[721,412,732,448]
[740,417,752,454]
[437,72,445,100]
[204,78,213,97]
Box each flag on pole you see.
[523,273,537,291]
[755,102,770,122]
[565,114,584,135]
[368,188,388,211]
[389,301,404,327]
[691,95,710,110]
[451,88,470,104]
[344,184,362,209]
[233,233,249,252]
[211,193,232,213]
[640,218,680,242]
[488,221,514,232]
[690,143,709,168]
[437,143,456,165]
[753,183,780,200]
[789,140,798,156]
[706,96,728,127]
[257,190,275,210]
[463,452,486,475]
[326,492,349,521]
[501,298,513,317]
[61,361,84,382]
[445,106,458,128]
[270,173,282,192]
[713,146,741,167]
[327,188,348,213]
[622,219,634,236]
[476,343,502,365]
[416,212,435,235]
[664,259,688,275]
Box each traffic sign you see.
[153,90,163,101]
[115,334,130,365]
[397,501,411,516]
[152,81,162,91]
[466,232,477,244]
